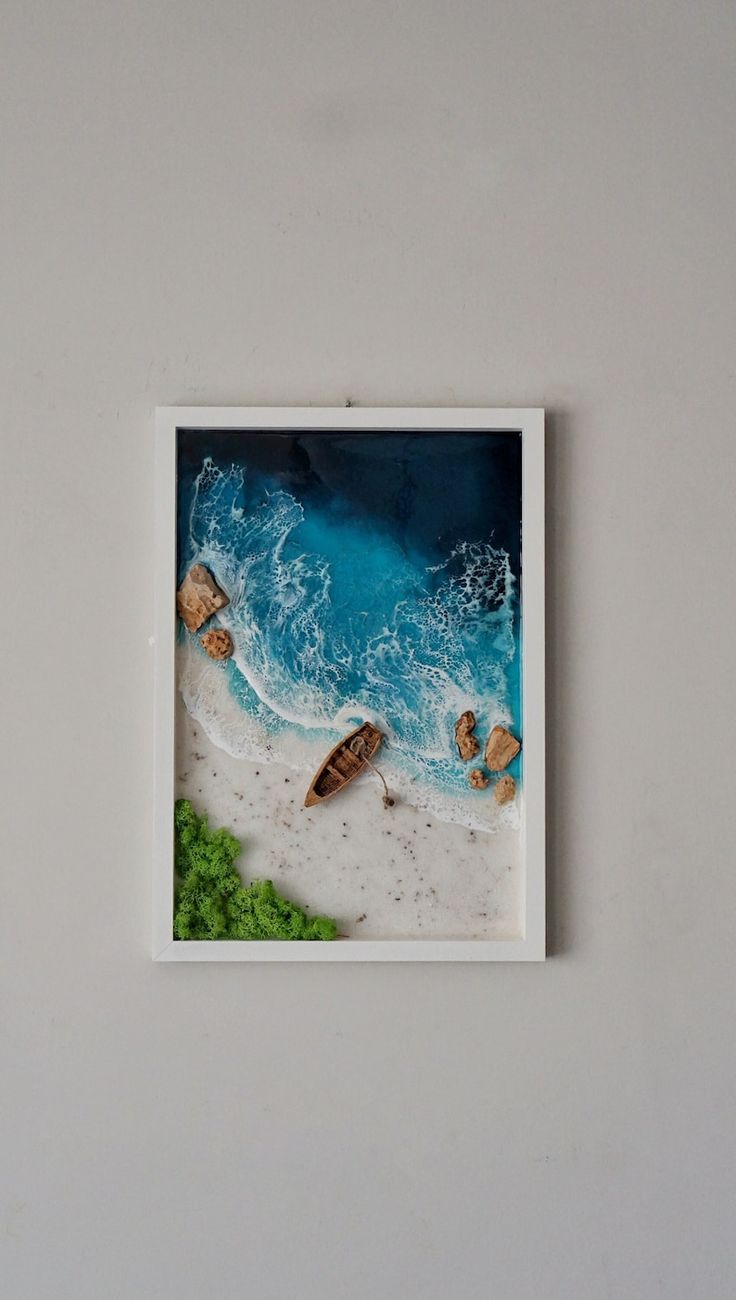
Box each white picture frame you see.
[154,407,545,961]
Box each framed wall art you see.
[153,407,545,960]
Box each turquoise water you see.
[178,435,522,813]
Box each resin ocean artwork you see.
[174,429,524,940]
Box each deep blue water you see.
[177,431,522,805]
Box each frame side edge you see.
[152,411,176,957]
[522,410,546,958]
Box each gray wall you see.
[2,3,734,1297]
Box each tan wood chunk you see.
[454,710,480,761]
[176,564,229,633]
[494,774,516,805]
[468,768,489,790]
[484,725,521,771]
[200,628,234,660]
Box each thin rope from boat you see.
[349,736,395,808]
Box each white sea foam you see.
[178,640,520,834]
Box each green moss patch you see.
[173,798,337,941]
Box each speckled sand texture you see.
[175,698,523,941]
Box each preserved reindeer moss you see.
[173,799,337,941]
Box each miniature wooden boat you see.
[304,722,383,808]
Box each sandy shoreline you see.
[178,638,522,836]
[175,677,523,941]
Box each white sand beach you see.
[175,648,524,940]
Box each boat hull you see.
[303,722,383,807]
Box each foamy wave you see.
[178,642,520,834]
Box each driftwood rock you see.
[176,564,229,633]
[494,774,516,805]
[468,768,489,790]
[485,725,521,771]
[201,628,234,660]
[454,711,480,761]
